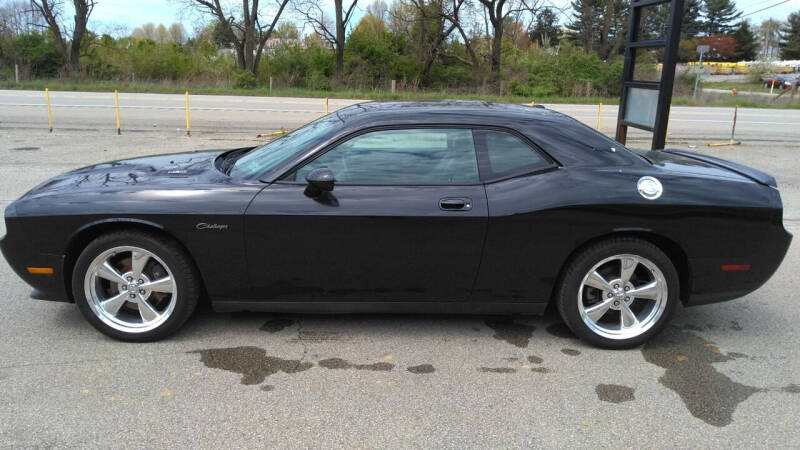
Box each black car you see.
[1,101,791,348]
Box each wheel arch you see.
[63,219,207,302]
[551,230,691,305]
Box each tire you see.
[72,230,200,341]
[556,237,679,349]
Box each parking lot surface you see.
[1,95,799,448]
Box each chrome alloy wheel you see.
[577,254,668,340]
[84,246,177,333]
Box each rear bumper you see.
[684,226,792,306]
[1,234,72,302]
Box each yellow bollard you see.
[324,97,329,115]
[45,88,53,133]
[185,91,191,136]
[597,102,602,130]
[114,90,121,135]
[530,100,535,107]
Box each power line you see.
[740,0,795,17]
[739,0,782,10]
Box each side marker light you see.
[721,264,750,271]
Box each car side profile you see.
[763,75,799,89]
[1,101,792,348]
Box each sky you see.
[69,0,800,37]
[88,0,188,35]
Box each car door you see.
[469,128,561,303]
[243,127,488,303]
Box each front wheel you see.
[556,238,679,349]
[72,230,200,341]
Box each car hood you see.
[23,149,242,198]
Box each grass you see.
[703,81,773,93]
[672,96,800,108]
[2,79,799,109]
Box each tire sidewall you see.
[72,231,197,341]
[557,239,679,349]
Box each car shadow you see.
[179,301,573,340]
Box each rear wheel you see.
[556,238,679,349]
[72,230,199,341]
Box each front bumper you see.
[1,234,72,302]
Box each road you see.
[1,91,799,448]
[1,89,799,142]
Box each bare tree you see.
[168,23,187,44]
[399,0,470,84]
[293,0,358,82]
[757,19,781,60]
[476,0,539,74]
[187,0,290,75]
[132,22,158,40]
[440,0,480,74]
[30,0,96,73]
[155,23,170,43]
[1,1,46,35]
[366,0,388,22]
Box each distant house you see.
[263,38,305,53]
[215,38,305,58]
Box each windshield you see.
[229,115,340,179]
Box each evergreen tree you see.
[529,7,560,46]
[683,0,704,37]
[731,20,757,60]
[702,0,741,35]
[780,11,800,59]
[567,0,627,59]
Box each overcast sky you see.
[77,0,800,37]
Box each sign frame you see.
[615,0,686,150]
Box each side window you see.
[478,130,551,179]
[292,128,480,184]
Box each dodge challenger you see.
[0,101,791,348]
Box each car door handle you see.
[439,197,472,211]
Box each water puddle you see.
[260,318,296,332]
[546,322,578,339]
[641,327,760,427]
[478,367,517,373]
[407,364,435,374]
[595,384,635,403]
[189,346,312,385]
[484,318,535,348]
[318,358,394,371]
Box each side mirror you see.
[304,167,335,197]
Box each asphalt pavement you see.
[1,89,799,141]
[0,91,799,448]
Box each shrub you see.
[233,70,256,89]
[1,32,63,77]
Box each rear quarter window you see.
[475,129,553,180]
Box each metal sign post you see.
[615,0,685,150]
[693,45,709,100]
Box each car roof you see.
[333,100,571,126]
[325,101,641,168]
